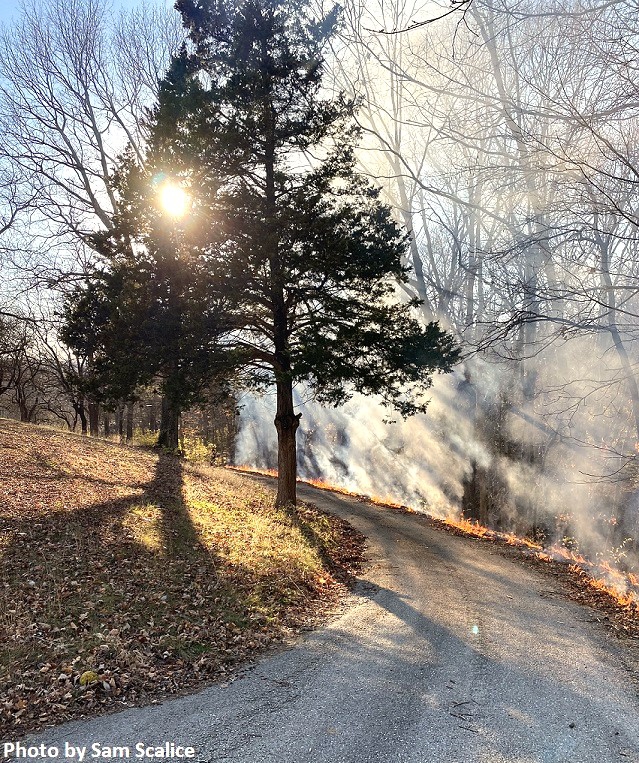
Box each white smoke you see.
[234,370,489,519]
[233,348,639,573]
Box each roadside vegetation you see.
[0,419,364,737]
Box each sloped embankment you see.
[0,419,363,738]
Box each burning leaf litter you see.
[440,517,639,611]
[232,465,639,626]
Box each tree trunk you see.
[103,414,110,437]
[158,396,179,450]
[260,44,299,505]
[15,382,29,422]
[117,403,125,443]
[149,403,157,432]
[126,403,134,442]
[76,401,88,435]
[274,377,301,507]
[595,222,639,443]
[88,400,99,437]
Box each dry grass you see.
[0,419,363,738]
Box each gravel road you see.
[11,483,639,763]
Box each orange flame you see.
[442,518,638,609]
[230,465,638,610]
[229,465,411,511]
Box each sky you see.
[0,0,19,24]
[0,0,168,26]
[0,0,455,32]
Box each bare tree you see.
[332,0,639,552]
[0,0,182,284]
[0,0,183,435]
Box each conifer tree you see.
[61,206,236,450]
[149,0,460,504]
[83,0,460,503]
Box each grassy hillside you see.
[0,420,363,737]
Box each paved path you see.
[15,484,639,763]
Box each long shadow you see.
[0,449,225,685]
[293,480,639,685]
[1,450,210,570]
[16,582,639,763]
[148,451,210,556]
[3,459,639,758]
[0,444,265,739]
[160,575,638,763]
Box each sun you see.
[158,182,190,218]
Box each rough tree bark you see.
[260,24,302,507]
[126,402,134,442]
[274,376,302,507]
[88,400,100,437]
[117,403,125,442]
[74,400,88,435]
[158,396,179,450]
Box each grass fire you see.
[231,463,639,614]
